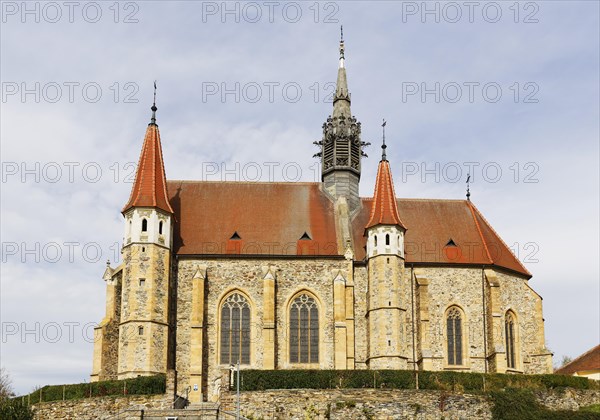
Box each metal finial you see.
[381,119,387,161]
[339,25,345,60]
[150,81,157,125]
[466,173,471,201]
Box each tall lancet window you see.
[446,307,463,365]
[289,293,319,364]
[505,311,517,369]
[220,293,251,365]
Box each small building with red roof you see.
[556,345,600,380]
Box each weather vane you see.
[466,173,471,201]
[381,119,387,161]
[150,81,158,125]
[153,80,157,106]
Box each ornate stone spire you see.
[122,86,173,214]
[314,28,369,212]
[333,26,351,119]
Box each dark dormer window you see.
[446,238,457,247]
[299,232,312,240]
[141,218,148,232]
[230,231,241,240]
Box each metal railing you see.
[173,385,191,409]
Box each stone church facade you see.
[91,36,553,403]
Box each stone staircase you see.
[104,402,220,420]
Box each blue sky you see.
[1,1,598,394]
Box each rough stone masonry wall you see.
[175,258,348,400]
[32,394,170,420]
[232,389,492,420]
[31,388,600,419]
[495,271,551,374]
[119,244,170,377]
[353,265,369,369]
[412,267,551,374]
[227,388,600,420]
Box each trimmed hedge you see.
[233,370,599,393]
[490,388,600,420]
[21,374,166,404]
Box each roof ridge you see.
[469,201,531,277]
[166,180,321,186]
[466,201,493,264]
[361,197,469,202]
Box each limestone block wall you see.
[352,265,369,369]
[169,260,550,402]
[175,257,349,401]
[231,389,492,420]
[32,388,600,420]
[91,270,122,382]
[494,271,552,374]
[118,243,170,378]
[32,394,170,420]
[412,266,552,374]
[414,267,488,372]
[366,255,407,369]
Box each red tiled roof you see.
[556,345,600,375]
[352,198,530,276]
[366,160,406,230]
[164,180,530,277]
[167,181,339,256]
[122,124,173,214]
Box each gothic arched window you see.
[385,234,390,245]
[289,293,319,364]
[505,311,517,369]
[220,293,251,365]
[446,307,463,365]
[141,218,148,232]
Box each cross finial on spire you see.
[150,81,157,125]
[466,173,471,201]
[339,25,345,61]
[381,119,387,161]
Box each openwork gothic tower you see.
[315,31,369,212]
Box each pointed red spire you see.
[122,122,173,214]
[366,159,406,229]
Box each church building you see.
[91,35,553,402]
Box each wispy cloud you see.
[1,0,598,393]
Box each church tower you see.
[365,138,408,369]
[117,96,173,379]
[316,29,368,213]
